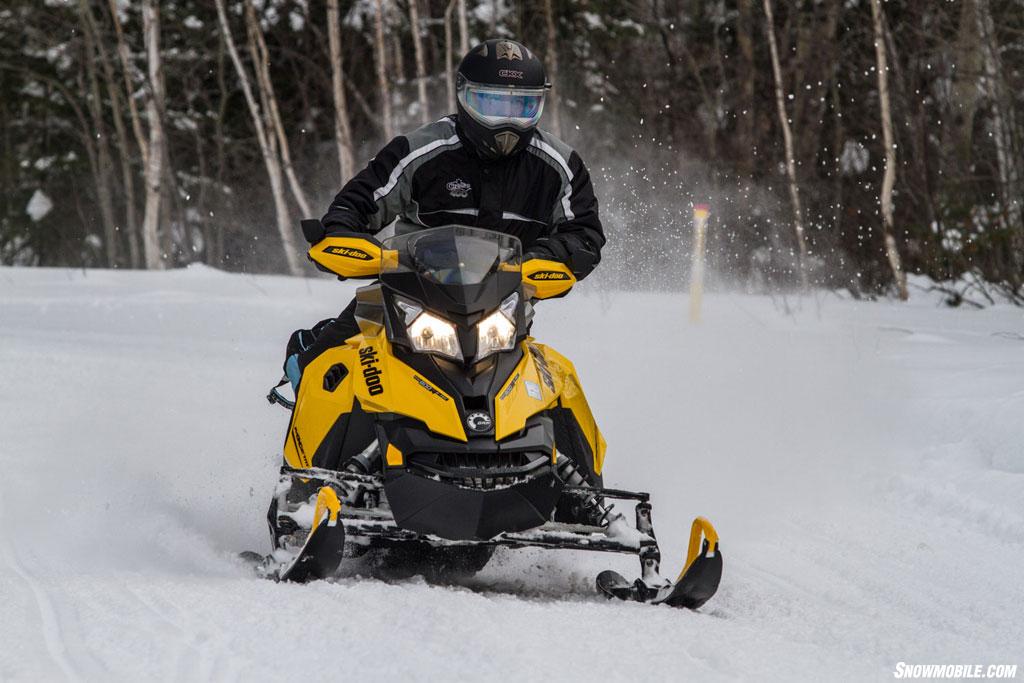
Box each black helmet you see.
[456,39,548,159]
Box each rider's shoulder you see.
[400,116,461,150]
[527,128,580,169]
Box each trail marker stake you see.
[689,204,710,323]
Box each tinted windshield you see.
[382,226,521,285]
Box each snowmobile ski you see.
[245,486,347,582]
[596,517,722,609]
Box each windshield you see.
[382,226,521,285]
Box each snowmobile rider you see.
[285,38,605,386]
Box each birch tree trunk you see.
[457,0,469,55]
[88,3,140,268]
[244,0,312,218]
[214,0,302,276]
[542,0,562,137]
[106,0,148,268]
[762,0,810,290]
[736,0,756,178]
[108,0,149,171]
[78,0,119,268]
[444,0,456,113]
[870,0,908,300]
[408,0,430,125]
[974,0,1023,276]
[327,0,356,181]
[212,40,229,265]
[391,31,406,84]
[141,0,165,269]
[374,0,394,140]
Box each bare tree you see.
[244,1,312,218]
[140,0,165,269]
[444,0,456,113]
[762,0,810,290]
[327,0,356,181]
[870,0,908,300]
[974,0,1023,276]
[77,0,118,268]
[542,0,562,137]
[87,1,141,268]
[374,0,394,140]
[214,0,302,275]
[408,0,430,125]
[108,0,148,174]
[736,0,757,178]
[457,0,469,55]
[109,0,164,269]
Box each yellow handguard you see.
[522,258,576,299]
[309,235,396,279]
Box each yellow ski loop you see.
[679,516,719,580]
[312,486,342,528]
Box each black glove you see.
[523,242,557,262]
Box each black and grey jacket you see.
[321,116,605,279]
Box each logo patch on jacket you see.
[446,178,471,198]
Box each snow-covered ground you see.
[1,265,1022,681]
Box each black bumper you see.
[383,469,564,540]
[381,416,563,541]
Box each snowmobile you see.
[255,223,722,609]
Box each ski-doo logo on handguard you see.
[359,346,384,396]
[529,271,569,281]
[324,245,372,260]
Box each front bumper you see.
[382,416,562,541]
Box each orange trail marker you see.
[689,204,710,323]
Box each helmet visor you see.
[459,85,546,130]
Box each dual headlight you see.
[398,293,518,362]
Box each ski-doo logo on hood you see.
[324,245,372,260]
[446,178,471,198]
[465,412,493,433]
[359,346,384,396]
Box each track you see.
[1,265,1022,681]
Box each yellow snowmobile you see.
[257,224,722,609]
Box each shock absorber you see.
[556,454,667,588]
[555,454,621,527]
[340,440,382,507]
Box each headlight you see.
[408,311,462,360]
[475,293,518,361]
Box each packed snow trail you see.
[1,265,1022,681]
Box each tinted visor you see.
[459,85,545,130]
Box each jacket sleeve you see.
[530,150,605,280]
[320,136,411,237]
